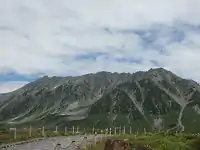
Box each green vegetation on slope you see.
[87,133,200,150]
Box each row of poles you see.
[10,125,147,140]
[105,126,147,136]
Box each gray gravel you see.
[1,134,104,150]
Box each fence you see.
[1,125,110,149]
[0,125,148,142]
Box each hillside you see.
[0,68,200,132]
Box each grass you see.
[85,133,200,150]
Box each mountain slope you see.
[0,68,200,132]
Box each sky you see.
[0,0,200,93]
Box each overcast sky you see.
[0,0,200,93]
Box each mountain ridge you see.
[0,68,200,132]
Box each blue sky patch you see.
[135,25,185,46]
[74,52,107,61]
[114,57,142,64]
[119,24,188,54]
[0,72,38,82]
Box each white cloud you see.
[0,0,200,92]
[0,81,28,93]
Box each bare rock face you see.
[0,68,200,132]
[153,117,164,131]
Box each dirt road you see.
[1,134,103,150]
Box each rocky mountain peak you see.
[0,68,200,132]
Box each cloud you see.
[0,0,200,92]
[0,81,28,93]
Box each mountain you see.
[0,68,200,132]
